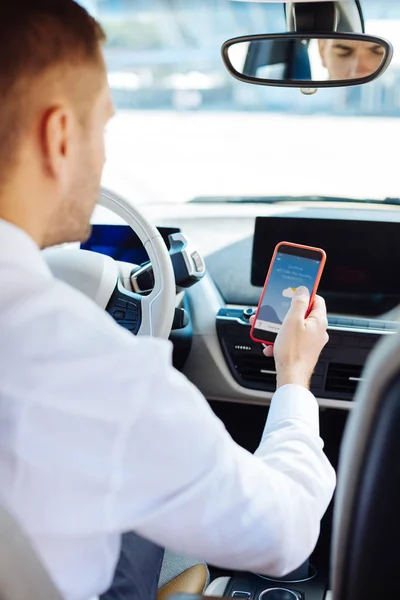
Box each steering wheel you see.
[43,188,176,339]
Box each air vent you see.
[234,355,276,389]
[325,363,364,396]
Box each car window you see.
[81,0,400,205]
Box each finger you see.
[249,315,255,326]
[307,295,328,325]
[263,344,274,357]
[286,286,310,319]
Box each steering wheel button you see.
[126,309,138,320]
[115,299,128,309]
[127,302,138,311]
[113,310,125,320]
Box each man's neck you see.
[0,206,44,248]
[0,169,53,248]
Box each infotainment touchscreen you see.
[252,216,400,316]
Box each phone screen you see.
[253,244,324,343]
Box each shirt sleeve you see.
[111,345,336,578]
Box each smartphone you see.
[250,241,326,345]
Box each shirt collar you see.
[0,219,53,279]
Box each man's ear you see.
[41,106,71,180]
[318,40,327,68]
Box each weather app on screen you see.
[256,252,321,333]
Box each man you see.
[318,38,385,80]
[0,2,335,600]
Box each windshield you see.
[86,0,400,204]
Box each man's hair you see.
[0,0,106,181]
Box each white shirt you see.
[0,219,336,600]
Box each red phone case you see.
[250,241,327,345]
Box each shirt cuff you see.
[264,384,320,436]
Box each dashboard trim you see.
[217,315,397,337]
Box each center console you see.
[200,213,400,598]
[204,558,328,599]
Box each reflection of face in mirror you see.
[318,39,385,80]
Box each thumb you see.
[288,286,310,318]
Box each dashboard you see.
[92,199,400,411]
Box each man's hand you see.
[251,287,329,390]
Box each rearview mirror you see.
[222,33,393,88]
